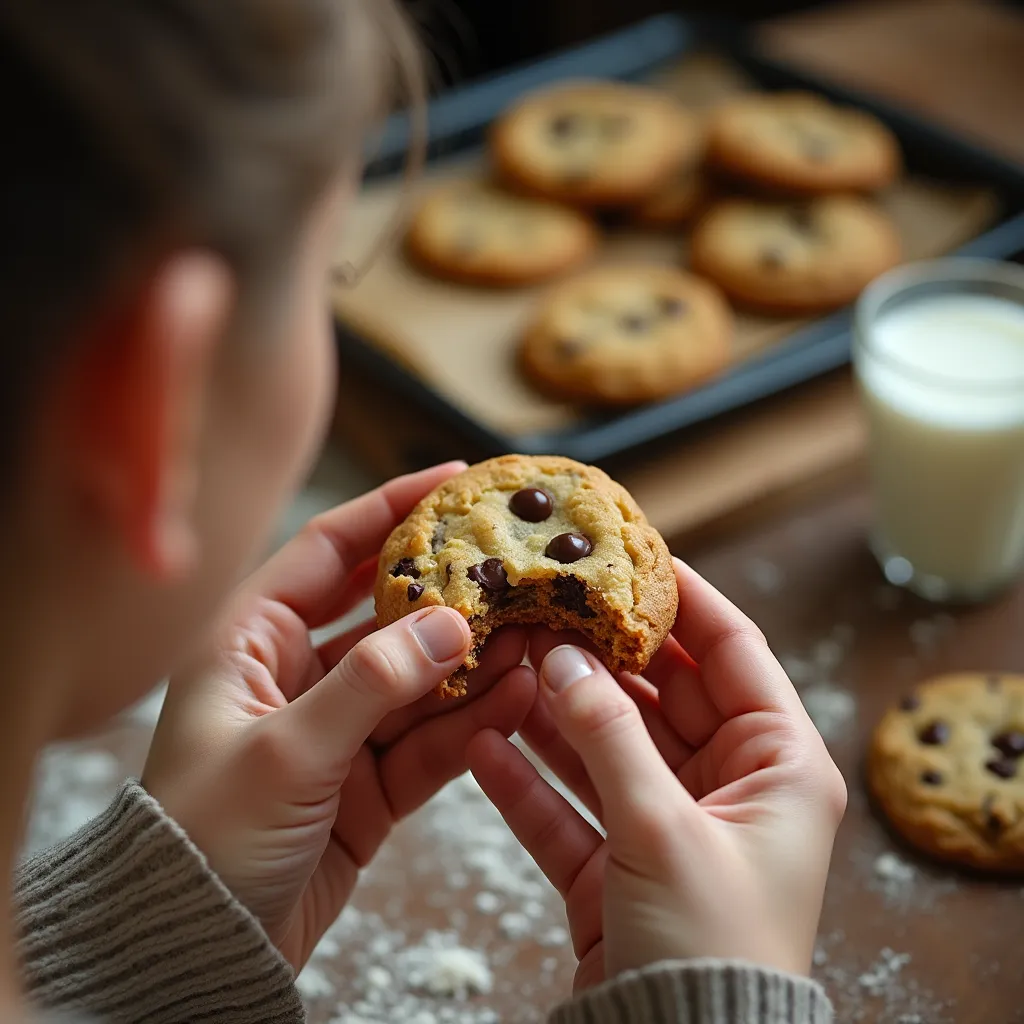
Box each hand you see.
[468,557,846,993]
[143,463,535,970]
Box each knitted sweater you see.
[15,783,833,1024]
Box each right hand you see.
[468,557,846,992]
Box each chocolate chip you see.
[431,522,446,554]
[556,338,584,360]
[993,731,1024,758]
[920,769,943,786]
[391,558,420,579]
[760,247,786,270]
[985,757,1018,779]
[788,206,817,233]
[549,112,580,139]
[659,296,688,317]
[407,583,424,601]
[468,558,508,595]
[545,532,592,563]
[918,721,949,746]
[552,575,596,618]
[899,694,921,711]
[620,313,649,333]
[510,487,554,522]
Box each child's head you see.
[0,0,418,735]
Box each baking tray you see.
[334,13,1024,464]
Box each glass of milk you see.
[854,258,1024,603]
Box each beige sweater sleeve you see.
[548,960,833,1024]
[15,781,304,1024]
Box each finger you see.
[538,645,693,835]
[368,626,529,749]
[468,730,603,900]
[251,462,467,628]
[671,558,804,720]
[519,693,601,817]
[619,673,692,773]
[316,616,378,671]
[279,606,471,768]
[528,627,601,671]
[641,634,724,750]
[379,666,538,818]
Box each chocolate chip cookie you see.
[405,184,598,287]
[491,81,702,208]
[519,265,733,405]
[689,195,901,313]
[707,91,900,195]
[632,169,711,229]
[375,455,678,698]
[869,673,1024,873]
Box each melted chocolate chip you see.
[407,583,424,601]
[552,575,596,618]
[468,558,509,595]
[985,757,1018,780]
[510,487,554,522]
[549,112,581,139]
[992,730,1024,759]
[918,721,949,746]
[660,296,688,317]
[390,558,420,579]
[545,532,592,563]
[899,694,921,711]
[920,769,943,786]
[620,313,649,333]
[760,247,786,270]
[556,337,584,360]
[788,206,816,233]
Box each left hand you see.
[143,463,535,970]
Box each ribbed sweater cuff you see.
[549,960,833,1024]
[15,781,305,1024]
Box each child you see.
[1,2,847,1022]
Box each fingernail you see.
[542,646,594,694]
[411,608,467,663]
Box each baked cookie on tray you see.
[405,184,598,287]
[869,673,1024,873]
[520,264,733,405]
[632,169,712,228]
[706,91,901,195]
[375,455,678,698]
[491,80,702,208]
[689,195,902,313]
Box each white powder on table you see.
[802,684,856,741]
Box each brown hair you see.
[0,0,422,472]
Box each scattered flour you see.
[858,948,912,996]
[744,557,785,594]
[497,912,533,941]
[802,684,856,741]
[297,964,338,1002]
[400,934,493,998]
[874,853,915,887]
[473,892,501,915]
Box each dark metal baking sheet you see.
[336,14,1024,464]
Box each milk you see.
[856,292,1024,599]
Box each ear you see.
[67,253,233,580]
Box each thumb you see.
[539,645,693,836]
[281,606,470,769]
